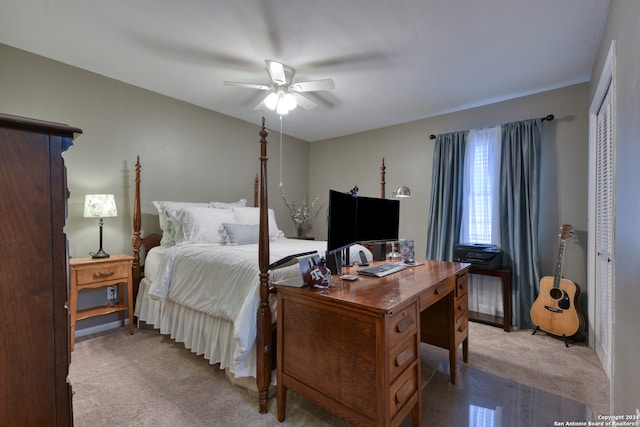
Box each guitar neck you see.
[553,239,566,289]
[552,225,572,289]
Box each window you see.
[460,126,502,245]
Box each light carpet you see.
[69,321,609,426]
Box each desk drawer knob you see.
[395,347,414,368]
[435,284,448,295]
[395,377,416,405]
[396,316,414,333]
[458,321,468,333]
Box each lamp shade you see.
[264,93,279,110]
[392,186,412,198]
[264,91,298,115]
[84,194,117,218]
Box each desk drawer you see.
[75,262,129,285]
[389,334,418,383]
[456,273,468,298]
[455,294,468,321]
[389,362,419,420]
[419,278,453,310]
[455,316,469,345]
[389,303,417,348]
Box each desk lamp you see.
[389,186,411,262]
[392,186,412,198]
[84,194,117,258]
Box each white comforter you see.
[147,238,328,373]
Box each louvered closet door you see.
[595,82,614,378]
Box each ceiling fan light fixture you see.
[226,59,332,114]
[264,93,279,110]
[282,93,297,111]
[276,100,289,115]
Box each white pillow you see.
[152,201,210,246]
[210,199,248,209]
[231,207,284,239]
[220,223,259,245]
[170,206,235,245]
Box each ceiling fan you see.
[224,60,335,115]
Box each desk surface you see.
[291,260,470,314]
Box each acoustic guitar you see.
[530,224,585,338]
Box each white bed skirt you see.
[135,277,262,382]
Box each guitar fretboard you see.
[553,225,572,289]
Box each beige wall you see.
[0,43,311,257]
[309,84,590,296]
[0,42,311,330]
[590,0,640,416]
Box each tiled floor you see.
[419,361,592,427]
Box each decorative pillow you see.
[210,199,248,209]
[220,223,260,245]
[231,207,284,238]
[170,206,235,245]
[152,201,211,246]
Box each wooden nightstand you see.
[68,254,134,351]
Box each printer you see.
[453,244,502,270]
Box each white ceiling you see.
[0,0,610,142]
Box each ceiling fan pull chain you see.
[279,114,283,187]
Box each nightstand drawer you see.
[75,262,129,285]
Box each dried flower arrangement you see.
[280,191,322,238]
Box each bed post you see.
[254,173,259,207]
[132,156,142,301]
[256,117,271,414]
[380,157,386,198]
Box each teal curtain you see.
[425,131,467,261]
[499,119,542,329]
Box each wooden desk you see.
[468,266,511,332]
[276,260,470,426]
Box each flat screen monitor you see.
[356,196,400,243]
[326,190,357,252]
[326,189,400,252]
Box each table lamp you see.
[84,194,117,258]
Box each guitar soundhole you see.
[549,288,563,300]
[558,294,570,310]
[549,288,571,309]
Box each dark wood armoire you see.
[0,113,81,426]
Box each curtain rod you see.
[428,114,554,140]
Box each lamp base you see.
[91,248,110,259]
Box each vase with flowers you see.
[280,191,322,239]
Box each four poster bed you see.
[132,118,384,412]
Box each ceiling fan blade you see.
[265,59,287,85]
[292,93,318,110]
[291,79,335,92]
[224,81,271,91]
